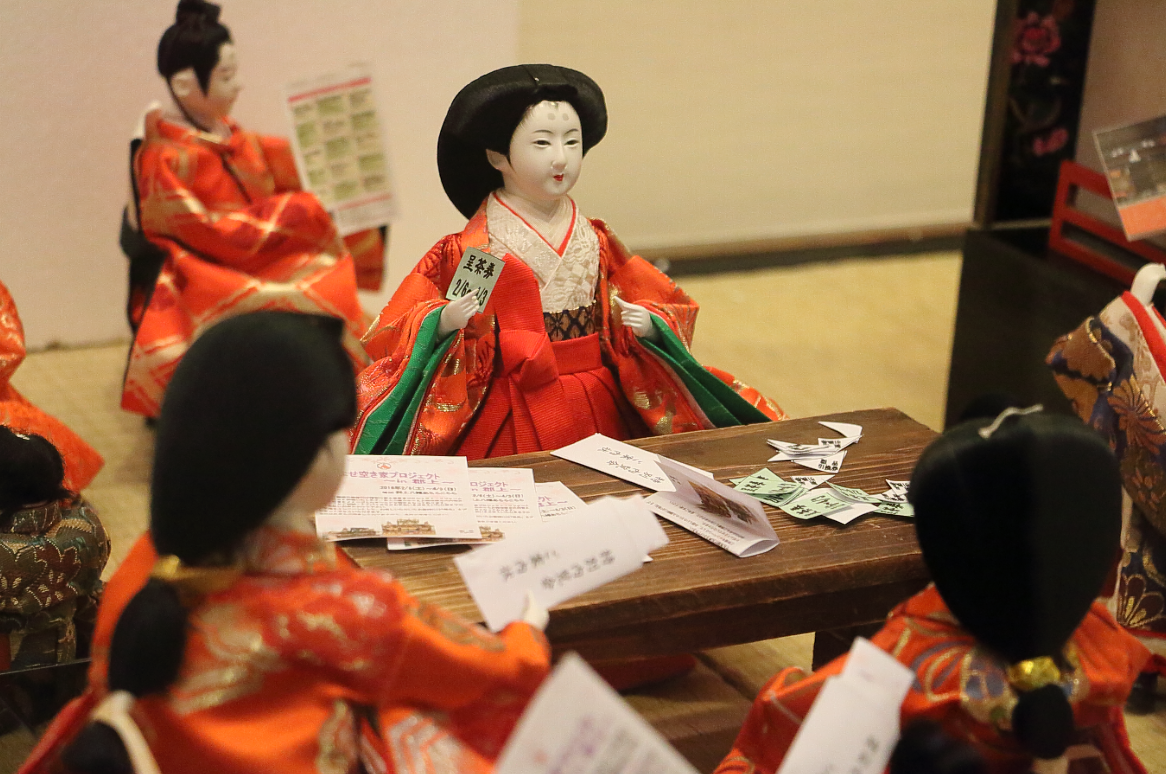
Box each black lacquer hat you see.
[438,64,607,219]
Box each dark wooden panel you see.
[344,408,934,661]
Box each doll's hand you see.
[520,590,549,631]
[437,292,479,338]
[615,298,660,342]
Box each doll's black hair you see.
[437,64,608,219]
[0,428,69,519]
[889,720,987,774]
[908,411,1120,762]
[62,312,356,774]
[157,0,232,94]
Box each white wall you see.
[519,1,996,250]
[0,0,519,349]
[2,1,995,349]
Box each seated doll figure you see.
[353,64,784,458]
[21,312,549,774]
[121,0,374,419]
[716,410,1150,774]
[1047,263,1166,711]
[1,280,103,491]
[0,428,109,670]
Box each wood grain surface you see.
[343,407,936,660]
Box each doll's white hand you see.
[615,298,660,341]
[520,590,549,631]
[437,292,479,338]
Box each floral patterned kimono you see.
[0,280,103,491]
[354,194,783,457]
[715,586,1149,774]
[121,110,372,418]
[19,529,550,774]
[1048,291,1166,672]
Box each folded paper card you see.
[455,496,666,631]
[776,637,914,774]
[552,434,711,492]
[496,653,699,774]
[646,458,778,557]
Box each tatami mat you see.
[8,250,1166,771]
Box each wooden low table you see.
[344,407,935,663]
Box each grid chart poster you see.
[285,64,395,236]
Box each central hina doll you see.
[354,64,784,458]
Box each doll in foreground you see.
[353,64,784,458]
[120,0,376,419]
[716,410,1150,774]
[21,313,549,774]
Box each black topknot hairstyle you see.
[157,0,232,93]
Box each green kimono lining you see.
[640,317,772,427]
[353,309,455,455]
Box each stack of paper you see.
[454,496,667,632]
[733,471,913,525]
[776,638,914,774]
[496,653,699,774]
[767,420,863,473]
[315,455,480,541]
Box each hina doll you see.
[716,410,1150,774]
[1,280,103,491]
[120,0,376,419]
[21,313,549,774]
[353,64,784,458]
[1047,262,1166,713]
[0,427,109,671]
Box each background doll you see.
[120,0,377,419]
[715,410,1149,774]
[354,64,783,458]
[22,312,549,774]
[1,279,102,492]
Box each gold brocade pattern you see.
[315,700,359,774]
[404,598,505,653]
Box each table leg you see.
[811,622,883,670]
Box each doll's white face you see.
[489,100,583,204]
[171,42,242,122]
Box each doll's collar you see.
[146,108,240,149]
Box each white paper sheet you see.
[645,458,778,557]
[496,653,699,774]
[315,456,479,540]
[454,498,663,631]
[819,420,864,438]
[776,637,912,774]
[535,481,587,521]
[467,467,540,541]
[551,434,712,492]
[283,64,395,235]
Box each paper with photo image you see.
[455,497,664,631]
[497,653,698,774]
[316,455,480,541]
[645,458,778,557]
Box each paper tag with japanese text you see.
[447,247,504,312]
[496,653,698,774]
[780,488,877,524]
[776,637,911,774]
[552,434,711,492]
[454,497,662,631]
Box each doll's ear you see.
[169,69,200,100]
[485,148,510,173]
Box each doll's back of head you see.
[908,409,1121,761]
[157,0,232,92]
[63,311,356,774]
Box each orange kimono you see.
[19,529,550,774]
[716,586,1150,774]
[121,111,372,418]
[0,281,103,491]
[354,196,783,457]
